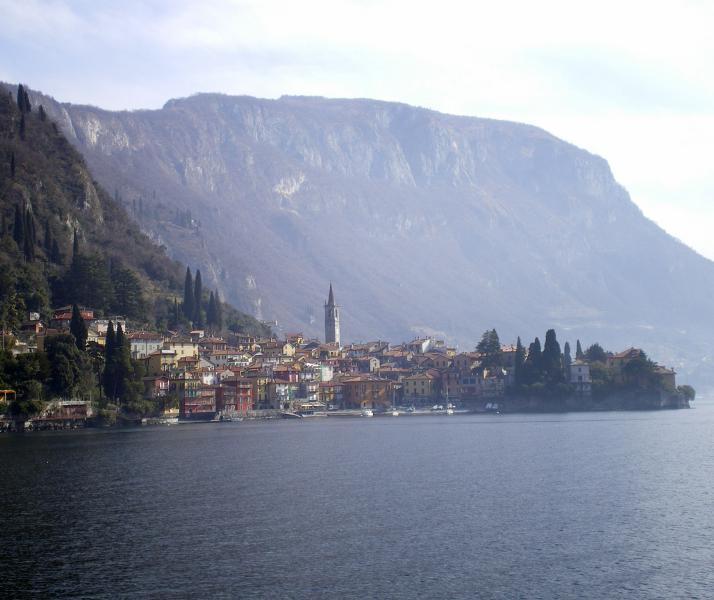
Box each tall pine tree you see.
[102,321,116,400]
[524,337,543,384]
[72,228,79,260]
[542,329,563,384]
[70,304,88,351]
[207,291,216,329]
[114,323,132,404]
[193,269,203,327]
[13,204,24,249]
[514,336,525,385]
[576,340,584,360]
[563,341,572,381]
[182,267,193,321]
[214,291,223,331]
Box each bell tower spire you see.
[324,282,340,346]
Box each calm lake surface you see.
[2,403,714,599]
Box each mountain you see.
[8,85,713,386]
[0,86,269,338]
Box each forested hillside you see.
[0,86,269,337]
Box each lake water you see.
[2,403,714,599]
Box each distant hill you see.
[0,86,270,338]
[10,85,714,387]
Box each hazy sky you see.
[2,0,712,259]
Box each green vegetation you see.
[0,86,270,422]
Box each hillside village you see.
[1,283,691,430]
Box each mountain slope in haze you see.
[0,87,269,338]
[12,85,714,385]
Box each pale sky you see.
[2,0,713,260]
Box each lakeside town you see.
[0,283,694,432]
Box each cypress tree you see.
[23,209,35,261]
[514,336,525,385]
[214,291,223,331]
[72,228,79,260]
[525,337,543,384]
[10,152,15,177]
[70,304,88,351]
[542,329,563,384]
[207,291,216,328]
[103,321,116,400]
[576,340,584,360]
[38,105,46,121]
[193,269,203,327]
[19,114,26,140]
[168,297,180,331]
[44,221,52,254]
[51,238,61,264]
[182,267,193,320]
[16,84,27,112]
[115,323,132,404]
[22,86,31,113]
[13,205,24,248]
[563,341,572,381]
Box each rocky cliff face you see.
[11,86,714,386]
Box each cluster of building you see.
[3,286,678,421]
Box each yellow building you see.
[145,349,178,376]
[403,372,438,402]
[164,338,199,360]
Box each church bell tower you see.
[324,283,340,346]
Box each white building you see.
[570,361,592,395]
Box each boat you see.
[391,409,400,416]
[446,408,454,415]
[361,408,374,417]
[281,411,303,419]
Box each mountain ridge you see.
[6,83,712,386]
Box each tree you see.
[678,385,696,401]
[214,290,223,331]
[477,329,501,367]
[50,238,61,264]
[514,336,526,385]
[622,353,658,390]
[44,221,52,255]
[193,269,203,327]
[168,297,180,331]
[38,105,46,121]
[111,263,146,320]
[45,334,83,398]
[62,254,115,313]
[207,291,217,329]
[69,304,88,351]
[524,337,542,384]
[19,114,26,140]
[13,205,24,249]
[182,267,193,321]
[10,152,15,178]
[23,209,35,261]
[16,84,31,113]
[16,84,24,111]
[576,340,584,360]
[102,321,116,400]
[114,323,132,404]
[72,228,79,260]
[585,343,607,363]
[542,329,563,384]
[563,341,572,381]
